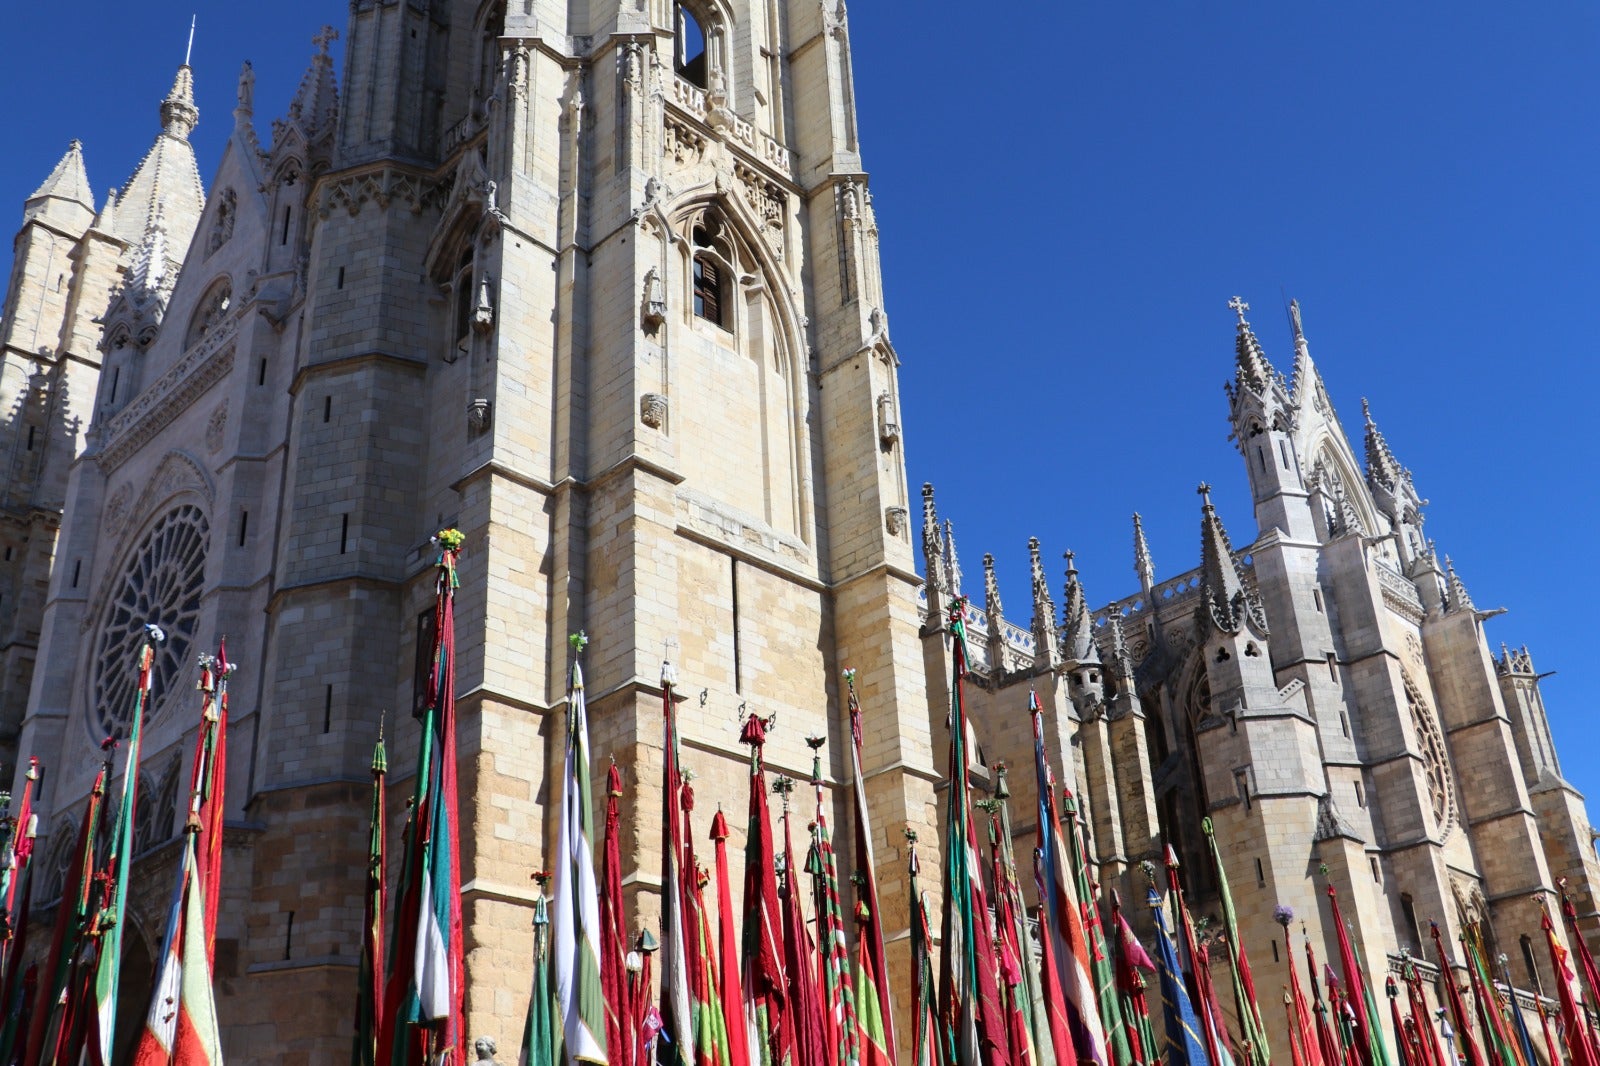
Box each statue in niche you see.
[642,267,666,329]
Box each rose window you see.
[91,505,209,739]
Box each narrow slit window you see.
[25,426,35,451]
[71,559,81,588]
[1326,652,1338,682]
[340,514,350,554]
[109,367,120,404]
[324,684,333,733]
[280,206,292,246]
[1254,856,1264,886]
[258,357,268,386]
[323,395,332,423]
[1313,587,1324,613]
[238,510,250,547]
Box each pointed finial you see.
[920,483,942,589]
[1290,299,1304,342]
[1027,538,1058,667]
[1133,513,1154,588]
[1444,556,1476,614]
[1198,484,1254,635]
[1061,550,1097,665]
[942,519,963,596]
[160,61,199,138]
[185,16,196,66]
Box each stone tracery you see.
[90,505,209,739]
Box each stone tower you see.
[5,2,938,1061]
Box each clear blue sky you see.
[4,5,1597,806]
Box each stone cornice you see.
[95,322,238,474]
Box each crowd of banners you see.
[14,542,1600,1066]
[0,608,234,1066]
[503,592,1600,1066]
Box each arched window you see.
[185,278,233,349]
[691,221,728,328]
[477,3,506,108]
[675,3,709,88]
[205,189,236,258]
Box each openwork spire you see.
[1060,550,1098,664]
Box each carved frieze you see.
[97,323,238,474]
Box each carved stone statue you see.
[642,267,666,328]
[473,1037,498,1066]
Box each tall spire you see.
[111,63,205,256]
[1132,513,1155,593]
[1060,550,1098,664]
[982,553,1007,675]
[1361,399,1408,491]
[1197,484,1265,635]
[1028,537,1059,668]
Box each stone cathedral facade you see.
[0,3,1596,1065]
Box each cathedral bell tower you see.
[237,0,937,1057]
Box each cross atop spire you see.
[1228,296,1276,397]
[313,24,339,54]
[1229,295,1250,327]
